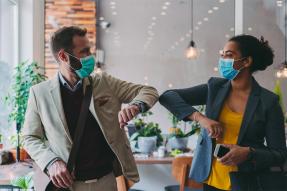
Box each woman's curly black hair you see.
[229,35,274,73]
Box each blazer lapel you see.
[237,79,261,144]
[83,76,101,124]
[210,81,231,120]
[49,76,73,144]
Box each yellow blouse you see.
[205,102,243,190]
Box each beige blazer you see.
[22,72,159,183]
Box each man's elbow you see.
[142,85,159,105]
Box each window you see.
[0,0,19,142]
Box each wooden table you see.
[133,152,193,165]
[134,155,174,165]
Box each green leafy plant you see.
[0,134,2,143]
[133,111,153,129]
[189,105,206,131]
[168,113,200,138]
[11,172,34,190]
[130,111,163,146]
[5,61,46,127]
[273,80,285,112]
[170,149,183,157]
[8,133,23,148]
[168,112,181,128]
[169,105,206,138]
[169,127,200,138]
[4,61,46,150]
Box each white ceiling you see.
[99,0,235,58]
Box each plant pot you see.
[127,124,142,137]
[10,148,30,162]
[0,143,3,150]
[168,137,189,150]
[137,136,157,153]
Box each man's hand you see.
[219,144,250,166]
[190,112,223,139]
[48,160,74,188]
[118,105,140,128]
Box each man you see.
[22,26,159,190]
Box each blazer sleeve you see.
[159,82,208,121]
[253,96,287,169]
[102,72,159,110]
[22,87,59,172]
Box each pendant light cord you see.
[191,0,194,43]
[285,0,286,64]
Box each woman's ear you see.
[244,57,252,67]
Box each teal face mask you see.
[218,57,245,80]
[65,52,95,79]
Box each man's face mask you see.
[64,52,95,79]
[218,57,246,80]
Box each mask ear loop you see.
[233,57,247,71]
[64,51,83,71]
[60,52,80,71]
[65,51,81,60]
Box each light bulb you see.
[186,46,199,59]
[276,71,282,78]
[283,68,287,77]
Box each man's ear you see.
[58,50,68,63]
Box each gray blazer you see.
[159,77,287,183]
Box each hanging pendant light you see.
[277,0,287,78]
[186,0,198,60]
[186,40,198,59]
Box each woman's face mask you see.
[218,57,246,80]
[65,52,96,79]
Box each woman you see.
[159,35,287,191]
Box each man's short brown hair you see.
[50,26,87,61]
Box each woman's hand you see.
[190,112,223,139]
[219,144,250,166]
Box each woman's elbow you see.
[159,90,176,105]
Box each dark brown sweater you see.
[60,82,115,180]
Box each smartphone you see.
[214,144,230,158]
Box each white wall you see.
[19,0,45,67]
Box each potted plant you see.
[167,112,188,150]
[168,126,200,150]
[167,105,205,150]
[8,133,30,161]
[129,111,163,153]
[4,61,46,161]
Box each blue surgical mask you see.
[65,52,95,79]
[218,57,245,80]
